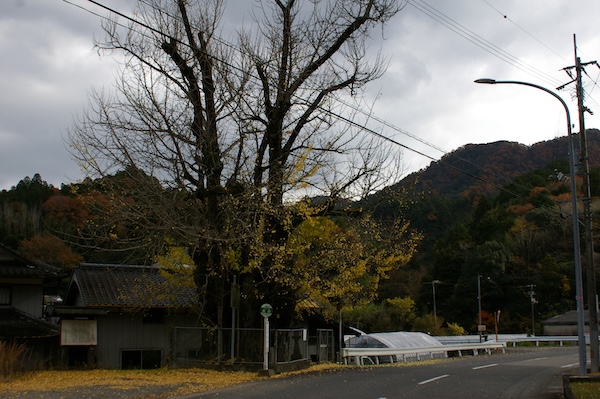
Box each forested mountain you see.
[3,129,600,334]
[355,129,600,334]
[397,128,600,198]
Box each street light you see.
[474,78,587,376]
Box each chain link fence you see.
[172,327,334,366]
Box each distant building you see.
[541,310,590,336]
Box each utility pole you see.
[478,274,483,343]
[429,280,442,325]
[526,284,536,336]
[574,35,599,374]
[560,34,600,373]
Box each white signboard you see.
[61,320,98,346]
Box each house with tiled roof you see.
[56,263,202,369]
[541,310,591,336]
[0,243,65,368]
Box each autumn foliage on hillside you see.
[2,130,600,333]
[399,129,600,198]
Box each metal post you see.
[259,303,273,375]
[574,34,599,373]
[432,280,440,325]
[495,310,500,343]
[263,316,269,371]
[567,106,589,377]
[230,275,237,362]
[218,327,223,363]
[527,284,536,336]
[474,78,587,375]
[478,274,482,343]
[338,309,343,363]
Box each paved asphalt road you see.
[182,347,579,399]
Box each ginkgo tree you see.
[288,215,419,321]
[69,0,409,327]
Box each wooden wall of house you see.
[12,283,43,317]
[542,324,589,336]
[94,312,200,369]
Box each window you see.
[121,349,162,369]
[142,308,166,324]
[0,287,11,305]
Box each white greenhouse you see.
[344,331,446,365]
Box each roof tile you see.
[71,264,199,309]
[0,308,59,338]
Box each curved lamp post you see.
[474,78,587,376]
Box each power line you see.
[478,0,600,116]
[480,0,569,64]
[66,0,446,162]
[62,0,566,205]
[582,68,600,113]
[407,0,564,88]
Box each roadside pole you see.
[259,303,273,376]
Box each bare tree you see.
[69,0,407,326]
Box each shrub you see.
[447,322,466,336]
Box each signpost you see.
[260,303,273,373]
[478,324,486,342]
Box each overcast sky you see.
[2,0,600,190]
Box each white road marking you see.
[523,356,548,362]
[418,374,450,385]
[561,362,580,368]
[472,363,499,370]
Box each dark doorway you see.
[67,346,91,367]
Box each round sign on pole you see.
[260,303,273,374]
[260,303,273,318]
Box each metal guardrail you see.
[342,334,585,366]
[342,341,506,365]
[436,334,583,347]
[501,336,585,346]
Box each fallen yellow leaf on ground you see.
[1,368,261,398]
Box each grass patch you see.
[571,381,600,399]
